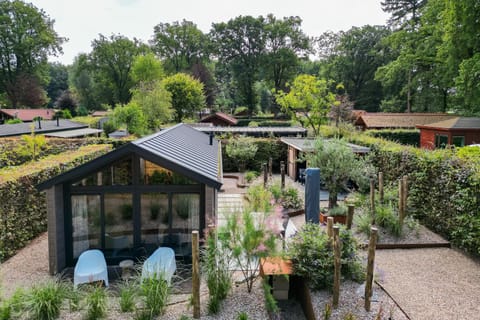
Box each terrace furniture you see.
[298,168,306,184]
[141,247,176,284]
[119,259,135,280]
[74,249,109,288]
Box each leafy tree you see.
[89,34,149,107]
[276,74,337,136]
[46,62,69,108]
[263,15,310,97]
[130,53,165,84]
[162,73,205,122]
[55,90,78,116]
[225,137,258,172]
[151,19,209,73]
[304,139,364,208]
[130,81,172,131]
[323,26,391,111]
[191,62,217,108]
[111,102,146,136]
[211,15,266,114]
[0,0,64,107]
[17,125,47,161]
[330,90,354,127]
[70,53,99,110]
[8,73,48,107]
[381,0,427,29]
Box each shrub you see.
[262,280,279,314]
[244,171,259,183]
[288,224,364,290]
[268,183,282,203]
[281,187,302,209]
[85,286,107,320]
[5,118,22,124]
[141,276,170,316]
[23,280,67,320]
[118,281,137,312]
[365,129,420,147]
[246,184,272,213]
[225,137,258,172]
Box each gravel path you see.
[375,248,480,320]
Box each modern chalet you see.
[37,124,223,274]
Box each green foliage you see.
[244,171,259,183]
[262,280,279,314]
[280,187,303,209]
[328,204,347,216]
[268,183,282,202]
[163,73,205,122]
[288,224,364,290]
[23,280,67,320]
[236,312,249,320]
[141,276,170,316]
[131,53,165,84]
[85,286,107,320]
[246,184,272,213]
[72,116,101,129]
[323,303,332,320]
[225,137,258,172]
[5,118,22,124]
[234,106,249,115]
[0,144,111,262]
[203,229,232,314]
[247,121,259,127]
[218,208,281,293]
[365,129,420,147]
[276,75,337,136]
[111,102,147,136]
[16,126,47,162]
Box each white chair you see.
[74,249,109,288]
[141,247,176,284]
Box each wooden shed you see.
[416,117,480,149]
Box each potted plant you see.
[319,205,347,224]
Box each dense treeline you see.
[0,0,479,131]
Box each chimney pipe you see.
[37,117,41,129]
[56,116,59,126]
[209,131,214,145]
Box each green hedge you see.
[0,144,112,262]
[348,134,480,256]
[364,129,420,146]
[222,138,288,173]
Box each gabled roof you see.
[355,113,457,129]
[37,123,223,191]
[191,125,307,136]
[280,137,370,154]
[0,108,55,121]
[416,117,480,130]
[0,120,88,137]
[200,112,238,125]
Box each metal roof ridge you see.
[132,123,184,145]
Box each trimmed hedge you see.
[364,129,420,146]
[222,138,288,173]
[0,144,112,262]
[347,134,480,256]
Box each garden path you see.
[375,248,480,320]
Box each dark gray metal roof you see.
[281,137,370,154]
[0,120,87,137]
[37,123,223,190]
[417,117,480,130]
[45,128,103,138]
[191,124,307,136]
[133,123,222,187]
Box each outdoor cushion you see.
[74,249,109,288]
[141,247,176,284]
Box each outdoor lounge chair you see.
[74,249,109,288]
[141,247,176,284]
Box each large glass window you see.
[435,134,449,148]
[71,157,133,187]
[452,136,465,147]
[71,195,101,259]
[104,194,133,257]
[141,193,169,251]
[141,160,196,185]
[170,194,200,256]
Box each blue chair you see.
[141,247,176,284]
[74,249,109,288]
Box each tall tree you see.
[70,53,100,110]
[0,0,64,107]
[151,20,208,73]
[89,34,148,107]
[46,62,69,107]
[323,26,391,111]
[276,74,337,136]
[163,73,205,122]
[211,15,266,114]
[130,53,165,84]
[381,0,428,29]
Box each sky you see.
[28,0,389,65]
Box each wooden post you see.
[327,216,334,239]
[333,226,341,308]
[263,163,268,188]
[370,179,375,224]
[192,231,200,318]
[280,161,285,190]
[347,204,355,230]
[365,227,378,312]
[378,172,384,204]
[268,157,273,177]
